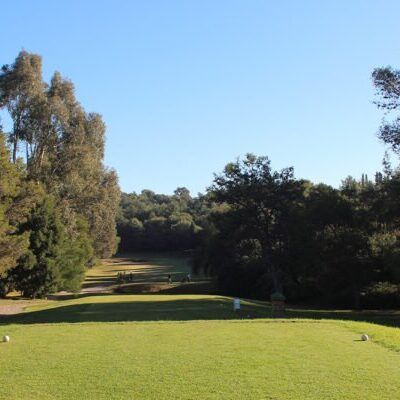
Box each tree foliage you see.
[373,67,400,153]
[0,51,120,297]
[117,188,208,251]
[0,132,37,278]
[9,196,92,298]
[193,154,400,307]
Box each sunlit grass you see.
[1,254,400,399]
[1,317,400,399]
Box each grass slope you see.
[0,254,400,400]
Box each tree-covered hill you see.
[117,188,213,252]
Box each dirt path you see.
[79,284,114,294]
[0,299,47,318]
[0,303,25,316]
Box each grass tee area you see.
[1,254,400,400]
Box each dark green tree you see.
[11,196,65,297]
[10,195,92,298]
[209,154,303,294]
[0,130,38,296]
[117,189,205,252]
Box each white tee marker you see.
[233,298,241,311]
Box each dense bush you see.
[362,282,400,309]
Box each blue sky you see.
[2,1,400,194]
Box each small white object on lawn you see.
[2,335,10,343]
[233,298,241,311]
[361,334,369,341]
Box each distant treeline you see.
[117,188,212,252]
[0,51,120,298]
[119,66,400,308]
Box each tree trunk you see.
[12,135,18,163]
[38,147,45,168]
[262,246,280,293]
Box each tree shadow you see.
[1,297,272,324]
[2,295,399,327]
[115,281,217,295]
[285,308,400,327]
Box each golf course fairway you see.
[0,255,399,400]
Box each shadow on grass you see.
[115,281,217,295]
[285,308,400,327]
[110,266,195,283]
[2,297,271,324]
[2,296,399,326]
[86,266,198,285]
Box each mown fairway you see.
[1,254,400,400]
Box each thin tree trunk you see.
[12,116,21,164]
[37,146,45,169]
[12,135,18,163]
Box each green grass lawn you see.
[81,252,215,295]
[1,254,400,399]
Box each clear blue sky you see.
[2,1,400,194]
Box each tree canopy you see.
[0,51,120,297]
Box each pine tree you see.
[12,196,64,297]
[11,195,92,298]
[0,132,36,278]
